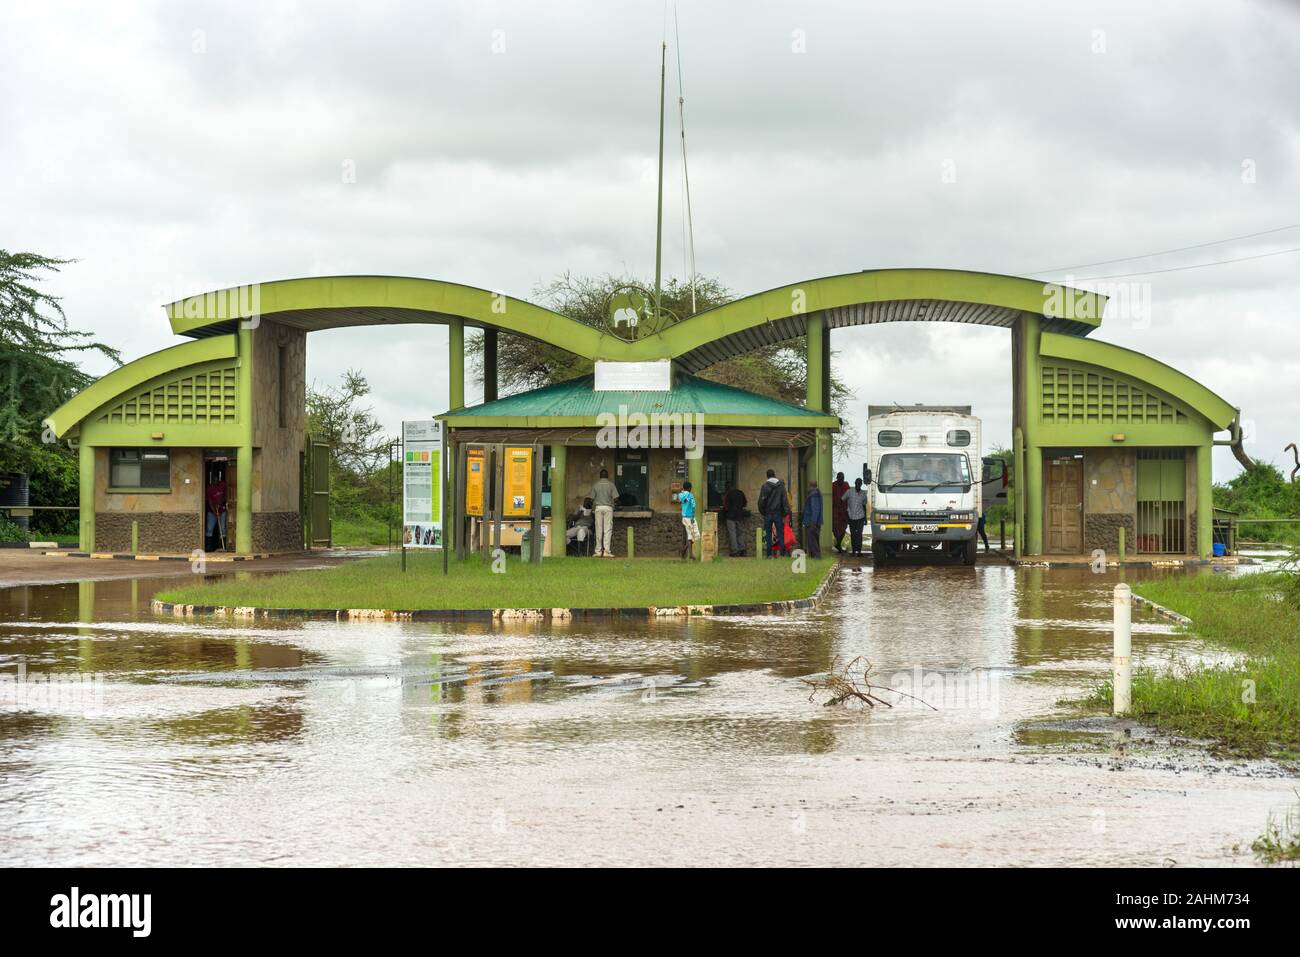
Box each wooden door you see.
[1045,456,1083,553]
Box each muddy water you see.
[0,562,1293,866]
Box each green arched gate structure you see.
[46,269,1241,559]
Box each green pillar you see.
[444,434,456,555]
[448,318,465,410]
[483,328,498,403]
[1013,427,1024,560]
[1197,443,1213,559]
[688,451,705,559]
[1019,314,1044,555]
[821,323,832,416]
[549,444,567,559]
[78,441,95,551]
[236,324,254,555]
[816,428,833,551]
[805,313,826,412]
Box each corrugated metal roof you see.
[452,374,827,419]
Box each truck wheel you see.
[962,539,978,566]
[872,541,888,565]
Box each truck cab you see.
[865,405,981,566]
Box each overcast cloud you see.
[4,0,1299,477]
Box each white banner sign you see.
[402,420,442,548]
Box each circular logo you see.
[604,284,673,340]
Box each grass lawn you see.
[157,551,836,611]
[330,513,394,547]
[1080,571,1300,761]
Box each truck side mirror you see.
[862,466,872,484]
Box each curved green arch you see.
[165,275,618,358]
[1039,332,1236,429]
[44,335,238,439]
[625,268,1107,366]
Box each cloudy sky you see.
[5,0,1298,478]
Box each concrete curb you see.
[150,562,841,623]
[52,552,270,562]
[1131,592,1193,626]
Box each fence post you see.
[1118,526,1126,564]
[626,525,634,559]
[1113,582,1132,716]
[755,526,763,559]
[131,520,138,556]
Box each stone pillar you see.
[79,441,95,551]
[549,443,567,559]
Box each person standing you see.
[843,477,869,556]
[830,471,850,554]
[673,480,699,560]
[978,511,990,552]
[721,480,748,556]
[756,468,790,558]
[205,469,227,551]
[590,468,619,558]
[801,480,823,559]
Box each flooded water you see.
[0,561,1294,866]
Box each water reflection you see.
[0,560,1288,866]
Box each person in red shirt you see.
[205,473,227,549]
[830,471,850,554]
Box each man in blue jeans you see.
[756,468,790,558]
[801,480,823,559]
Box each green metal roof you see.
[441,374,840,429]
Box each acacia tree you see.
[468,273,857,454]
[0,251,121,537]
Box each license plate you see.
[911,523,939,533]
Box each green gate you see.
[1136,448,1186,554]
[302,432,331,548]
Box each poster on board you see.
[402,420,442,548]
[465,446,487,517]
[502,446,533,518]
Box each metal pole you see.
[1112,582,1132,716]
[999,517,1005,551]
[653,41,666,322]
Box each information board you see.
[502,446,534,518]
[465,446,487,517]
[402,420,442,548]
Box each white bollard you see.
[1112,582,1132,716]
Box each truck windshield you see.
[877,452,971,490]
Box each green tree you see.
[468,273,857,454]
[0,251,120,537]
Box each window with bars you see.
[109,449,171,490]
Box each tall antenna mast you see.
[653,38,667,323]
[674,7,698,314]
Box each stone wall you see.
[95,511,202,553]
[1084,512,1135,554]
[1084,447,1136,514]
[253,511,302,552]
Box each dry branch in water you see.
[802,656,937,710]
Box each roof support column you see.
[482,328,498,403]
[805,314,826,412]
[549,443,566,559]
[448,318,465,411]
[236,323,254,555]
[1197,443,1213,559]
[1019,313,1044,555]
[816,428,834,552]
[78,441,95,552]
[688,450,705,560]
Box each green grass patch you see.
[157,551,835,611]
[330,512,394,547]
[1080,571,1300,760]
[1252,799,1300,864]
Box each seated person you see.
[567,497,595,545]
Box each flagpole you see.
[654,40,666,323]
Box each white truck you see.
[864,405,984,566]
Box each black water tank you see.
[0,472,30,531]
